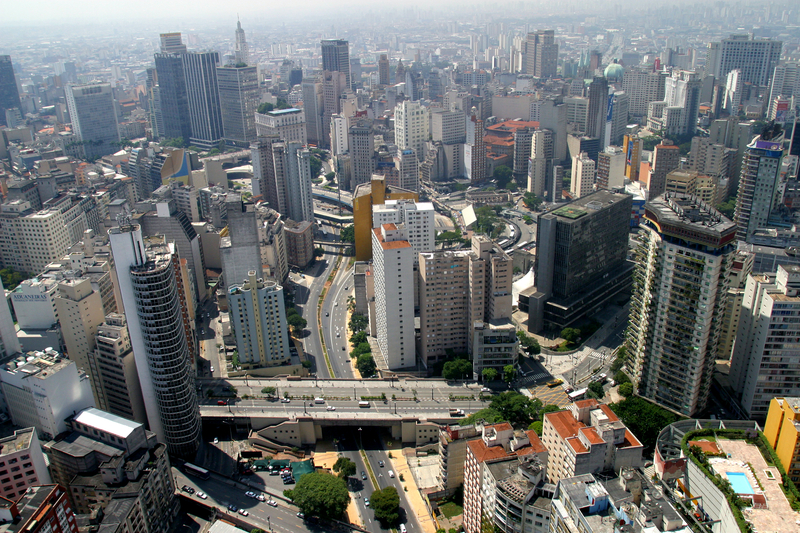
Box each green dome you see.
[604,62,624,81]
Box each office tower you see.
[255,107,307,145]
[372,224,415,369]
[160,32,186,53]
[734,127,785,242]
[431,109,466,144]
[596,146,626,190]
[528,129,554,198]
[565,96,590,133]
[717,251,753,360]
[769,63,800,106]
[0,278,20,357]
[729,265,800,420]
[512,127,533,180]
[724,69,743,114]
[648,141,681,197]
[321,71,347,149]
[281,141,314,223]
[284,219,315,269]
[0,206,75,276]
[465,111,486,183]
[353,176,418,261]
[570,152,595,198]
[526,30,558,78]
[0,350,94,440]
[378,54,390,86]
[321,39,351,89]
[53,277,104,391]
[687,137,734,181]
[393,149,419,192]
[586,76,608,141]
[330,114,349,156]
[395,100,429,162]
[372,200,435,261]
[622,134,643,181]
[0,429,51,500]
[220,194,262,287]
[217,64,259,146]
[657,70,701,137]
[109,223,200,459]
[622,68,667,118]
[44,407,176,531]
[255,205,288,281]
[609,91,629,146]
[0,55,20,127]
[628,193,736,416]
[348,122,375,191]
[154,52,192,142]
[183,52,224,149]
[251,134,280,206]
[228,271,291,368]
[234,20,249,65]
[706,34,782,87]
[525,191,632,333]
[88,314,146,424]
[64,83,119,160]
[301,78,324,147]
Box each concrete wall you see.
[683,460,740,533]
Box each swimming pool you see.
[726,472,755,494]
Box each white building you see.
[372,224,415,369]
[10,278,59,331]
[706,34,783,87]
[393,149,419,192]
[372,200,435,263]
[254,107,307,145]
[0,278,20,358]
[724,69,743,114]
[330,114,349,156]
[64,83,119,160]
[395,100,429,162]
[228,271,291,368]
[570,152,595,198]
[0,349,94,440]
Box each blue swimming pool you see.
[726,472,754,494]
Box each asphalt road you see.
[321,251,355,378]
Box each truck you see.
[449,408,465,417]
[314,397,325,404]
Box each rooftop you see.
[73,408,141,440]
[0,428,34,457]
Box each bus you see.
[184,463,210,480]
[515,241,529,250]
[498,239,510,248]
[567,388,587,402]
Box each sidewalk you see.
[383,441,437,533]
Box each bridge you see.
[313,186,353,207]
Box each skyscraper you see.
[301,78,324,147]
[465,111,486,183]
[183,52,224,149]
[251,135,283,210]
[321,71,347,149]
[378,54,390,86]
[0,55,21,127]
[234,20,249,66]
[65,83,119,160]
[526,30,558,78]
[648,141,681,197]
[109,223,200,459]
[628,193,736,416]
[570,152,595,198]
[154,52,192,142]
[586,76,608,141]
[706,34,782,87]
[734,125,785,242]
[159,32,187,54]
[395,100,428,162]
[528,129,555,198]
[321,39,351,88]
[348,122,375,191]
[280,141,315,223]
[220,194,263,288]
[217,64,259,146]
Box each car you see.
[217,400,226,406]
[378,461,384,467]
[196,492,207,500]
[336,332,340,337]
[210,366,214,373]
[400,525,407,533]
[256,494,266,502]
[269,470,279,476]
[181,485,194,493]
[213,437,219,444]
[335,302,338,306]
[344,286,348,290]
[481,387,492,392]
[267,500,278,507]
[296,512,305,519]
[342,346,346,351]
[228,504,237,512]
[200,328,205,335]
[361,471,367,480]
[364,498,370,507]
[238,509,249,517]
[327,405,336,411]
[281,398,291,403]
[325,312,329,317]
[245,491,256,498]
[283,478,294,485]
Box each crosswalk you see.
[588,351,606,361]
[516,369,551,387]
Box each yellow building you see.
[763,397,800,482]
[352,175,417,261]
[623,134,642,181]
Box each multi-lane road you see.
[321,248,356,378]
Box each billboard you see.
[775,100,789,124]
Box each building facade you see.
[217,65,259,146]
[65,84,119,160]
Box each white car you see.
[281,398,291,403]
[238,509,249,516]
[213,437,219,444]
[196,492,207,500]
[327,405,336,411]
[210,366,214,373]
[256,494,266,502]
[267,499,278,507]
[245,491,256,498]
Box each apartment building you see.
[0,484,78,533]
[0,429,51,501]
[764,397,800,483]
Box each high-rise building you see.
[372,224,415,369]
[513,127,533,180]
[393,149,419,192]
[321,70,347,149]
[622,134,643,181]
[183,52,224,149]
[528,129,555,198]
[378,54,390,86]
[0,55,21,127]
[160,32,186,54]
[0,350,94,440]
[284,219,315,269]
[352,176,418,261]
[609,90,629,146]
[570,152,595,198]
[763,397,800,484]
[321,39,351,88]
[706,34,782,87]
[154,52,192,142]
[88,314,146,424]
[0,429,51,501]
[734,127,785,242]
[650,70,701,137]
[730,265,800,420]
[769,63,800,107]
[251,135,283,210]
[431,109,466,145]
[648,141,681,197]
[234,20,249,66]
[255,107,307,145]
[0,278,20,358]
[65,83,119,160]
[228,271,291,368]
[586,77,608,141]
[109,223,200,459]
[526,30,558,78]
[465,111,486,183]
[628,193,736,416]
[255,204,288,282]
[372,200,435,262]
[220,194,262,288]
[277,141,314,223]
[717,251,753,360]
[217,64,259,146]
[622,67,668,118]
[301,78,324,147]
[348,122,375,191]
[687,137,734,180]
[724,69,743,114]
[395,100,429,162]
[595,146,626,190]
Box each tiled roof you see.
[545,410,583,440]
[580,427,604,445]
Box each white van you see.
[358,401,370,408]
[314,397,325,404]
[399,525,407,533]
[388,470,395,478]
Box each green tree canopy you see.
[0,268,27,291]
[614,370,631,385]
[261,386,276,396]
[332,457,356,479]
[522,192,543,210]
[587,381,605,399]
[482,367,498,383]
[493,165,513,188]
[560,327,581,344]
[287,313,307,335]
[286,472,350,519]
[349,313,368,332]
[528,421,543,435]
[257,102,275,114]
[443,359,473,380]
[370,486,400,525]
[609,396,682,452]
[517,331,541,356]
[503,364,517,384]
[357,354,377,376]
[618,382,634,397]
[351,342,372,359]
[350,331,368,346]
[340,225,355,243]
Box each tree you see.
[614,371,631,385]
[257,102,275,114]
[716,197,736,218]
[325,172,336,181]
[370,486,400,525]
[349,313,368,332]
[351,342,372,359]
[314,247,325,258]
[287,313,307,335]
[560,327,581,344]
[162,137,186,148]
[528,421,543,435]
[516,331,540,356]
[340,224,355,243]
[490,391,534,427]
[310,155,323,177]
[540,404,561,417]
[251,529,265,533]
[618,382,634,397]
[493,165,513,188]
[587,381,605,399]
[0,268,27,291]
[522,192,543,210]
[286,472,350,519]
[350,331,368,346]
[443,359,472,380]
[609,396,682,452]
[332,457,356,479]
[482,367,498,383]
[357,354,377,376]
[261,386,276,396]
[503,364,517,384]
